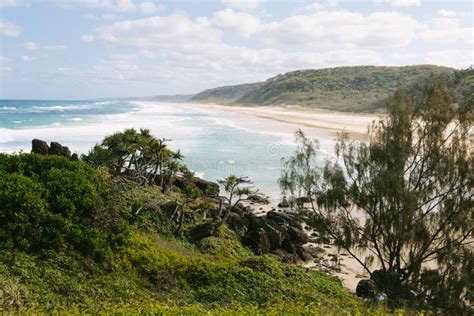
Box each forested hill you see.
[189,65,473,112]
[189,82,264,105]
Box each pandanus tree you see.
[83,128,187,190]
[280,85,473,312]
[216,175,265,222]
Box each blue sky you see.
[0,0,472,99]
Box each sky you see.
[0,0,472,100]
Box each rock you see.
[271,249,298,264]
[242,228,271,255]
[277,197,290,208]
[226,211,249,235]
[263,221,288,249]
[172,176,219,196]
[247,194,264,202]
[282,238,296,253]
[295,246,313,262]
[287,226,308,244]
[193,177,219,196]
[246,214,265,230]
[356,279,378,298]
[31,139,49,155]
[266,211,294,226]
[306,246,325,257]
[189,223,215,241]
[49,142,71,157]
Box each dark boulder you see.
[295,246,313,262]
[49,142,71,157]
[189,223,215,241]
[356,279,378,298]
[246,214,265,231]
[226,211,249,235]
[266,210,294,226]
[31,139,49,155]
[281,238,296,254]
[277,197,290,208]
[263,221,288,249]
[193,177,219,196]
[172,176,219,197]
[247,194,264,202]
[271,249,298,263]
[242,228,271,255]
[306,245,325,257]
[288,226,308,244]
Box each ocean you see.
[0,99,337,199]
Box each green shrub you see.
[0,153,128,261]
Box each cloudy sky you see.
[0,0,472,99]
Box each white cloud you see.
[438,9,457,18]
[420,17,473,46]
[48,0,163,14]
[212,9,261,36]
[20,55,35,62]
[116,0,135,12]
[0,0,28,8]
[0,20,21,37]
[221,0,265,10]
[138,1,162,14]
[94,14,222,48]
[22,41,40,50]
[376,0,421,7]
[257,11,420,49]
[81,34,95,42]
[300,0,338,11]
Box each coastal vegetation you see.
[190,65,473,112]
[0,82,471,314]
[0,138,360,314]
[280,84,473,313]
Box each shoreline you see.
[165,101,382,142]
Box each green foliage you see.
[121,231,359,308]
[281,85,473,312]
[190,82,264,104]
[83,128,189,190]
[190,65,474,112]
[0,153,128,261]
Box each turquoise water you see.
[0,100,335,198]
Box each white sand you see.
[182,103,382,142]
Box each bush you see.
[0,153,128,261]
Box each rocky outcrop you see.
[31,139,49,155]
[31,139,72,158]
[193,177,219,196]
[173,176,219,197]
[49,142,71,157]
[223,207,313,263]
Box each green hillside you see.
[189,82,263,104]
[189,65,470,112]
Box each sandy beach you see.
[183,102,382,142]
